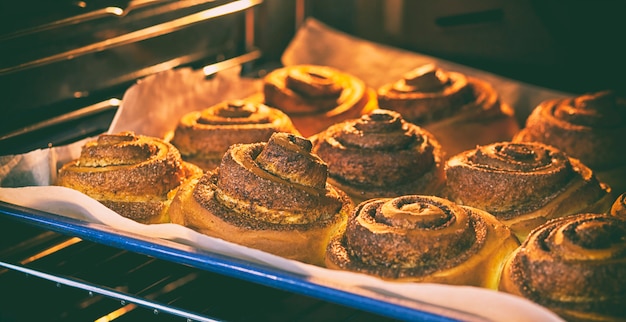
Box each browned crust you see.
[261,65,378,137]
[376,64,519,156]
[377,70,474,123]
[56,131,203,223]
[169,173,351,266]
[264,65,367,115]
[444,141,614,240]
[325,195,519,288]
[310,109,446,203]
[168,133,354,266]
[214,141,342,223]
[513,91,626,194]
[170,100,300,170]
[499,213,626,321]
[377,66,513,125]
[445,142,577,216]
[514,91,626,170]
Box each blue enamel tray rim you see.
[0,201,472,322]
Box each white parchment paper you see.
[0,18,568,322]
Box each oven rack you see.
[0,216,397,322]
[0,201,467,322]
[0,0,267,154]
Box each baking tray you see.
[0,201,464,322]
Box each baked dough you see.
[261,64,378,136]
[325,195,519,288]
[444,141,614,241]
[310,109,445,204]
[514,90,626,194]
[168,132,353,266]
[499,213,626,321]
[170,99,299,170]
[56,131,202,223]
[377,63,519,156]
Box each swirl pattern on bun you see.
[262,64,377,136]
[310,109,445,204]
[168,132,353,266]
[170,99,299,170]
[325,195,519,288]
[514,90,626,194]
[377,63,519,156]
[499,213,626,321]
[56,131,202,223]
[444,141,614,241]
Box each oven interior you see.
[1,1,624,321]
[0,207,406,322]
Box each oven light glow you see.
[109,98,122,106]
[20,237,82,265]
[197,0,259,20]
[108,7,125,16]
[74,91,89,98]
[94,304,138,322]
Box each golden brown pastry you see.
[444,141,614,241]
[377,63,519,156]
[499,213,626,322]
[610,192,626,217]
[168,132,353,266]
[56,131,202,224]
[260,64,378,137]
[325,195,520,288]
[513,90,626,194]
[310,109,445,204]
[169,99,300,170]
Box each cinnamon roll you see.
[499,213,626,322]
[444,141,614,241]
[610,193,626,217]
[377,64,519,156]
[513,90,626,194]
[325,195,520,288]
[169,99,299,170]
[310,109,445,204]
[261,64,378,137]
[56,131,203,224]
[168,132,353,266]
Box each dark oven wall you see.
[305,0,626,97]
[0,0,255,154]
